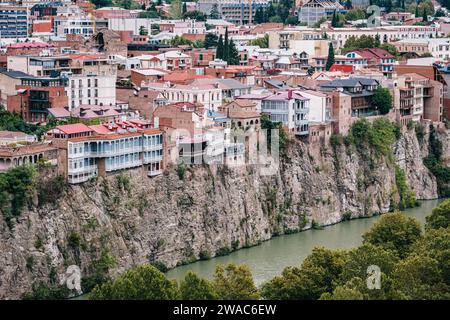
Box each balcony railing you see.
[105,160,142,172]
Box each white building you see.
[66,75,116,109]
[298,90,331,123]
[144,82,222,111]
[261,90,310,136]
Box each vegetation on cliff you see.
[71,201,449,300]
[423,124,450,197]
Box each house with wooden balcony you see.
[46,120,164,184]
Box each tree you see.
[254,7,264,24]
[426,199,450,230]
[170,35,193,46]
[216,34,224,59]
[183,10,207,21]
[261,247,348,300]
[422,10,428,23]
[249,34,269,48]
[139,26,148,36]
[371,86,393,115]
[210,3,220,19]
[170,0,183,19]
[180,271,218,299]
[213,264,260,300]
[91,0,113,8]
[325,42,335,71]
[286,15,299,25]
[227,39,240,65]
[182,1,187,15]
[204,33,218,49]
[331,11,338,27]
[89,264,180,300]
[223,27,229,62]
[362,212,422,259]
[345,0,353,9]
[374,33,381,47]
[269,15,283,23]
[391,254,446,299]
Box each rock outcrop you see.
[0,129,441,299]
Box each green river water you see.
[165,199,442,286]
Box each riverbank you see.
[165,199,442,285]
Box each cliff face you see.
[0,129,441,299]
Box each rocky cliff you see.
[0,128,443,299]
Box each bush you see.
[394,165,418,209]
[67,232,82,250]
[176,162,186,180]
[150,261,168,273]
[0,165,37,228]
[215,246,231,257]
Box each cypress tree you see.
[228,39,239,65]
[422,10,428,23]
[326,42,335,71]
[217,34,224,59]
[223,27,229,62]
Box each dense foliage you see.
[423,125,450,197]
[0,165,37,228]
[371,86,393,115]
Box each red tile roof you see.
[55,123,93,134]
[329,64,354,73]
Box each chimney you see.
[288,89,293,99]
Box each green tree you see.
[325,42,335,71]
[182,1,187,15]
[391,254,447,299]
[216,34,224,59]
[426,199,450,230]
[210,3,220,19]
[204,33,218,49]
[227,39,240,65]
[170,35,193,46]
[254,7,264,24]
[139,26,148,36]
[0,164,37,228]
[362,212,422,258]
[183,10,207,21]
[223,27,229,62]
[213,264,260,300]
[345,0,353,9]
[170,0,183,19]
[286,15,299,25]
[89,264,180,300]
[180,271,218,299]
[249,34,269,48]
[91,0,113,8]
[371,86,392,115]
[261,248,348,299]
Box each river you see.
[165,199,441,286]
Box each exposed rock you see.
[0,130,440,299]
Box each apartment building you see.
[67,74,116,109]
[393,73,443,124]
[197,0,270,25]
[0,5,28,38]
[47,121,164,184]
[0,70,68,123]
[320,77,380,118]
[394,38,450,60]
[261,90,310,136]
[297,0,344,27]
